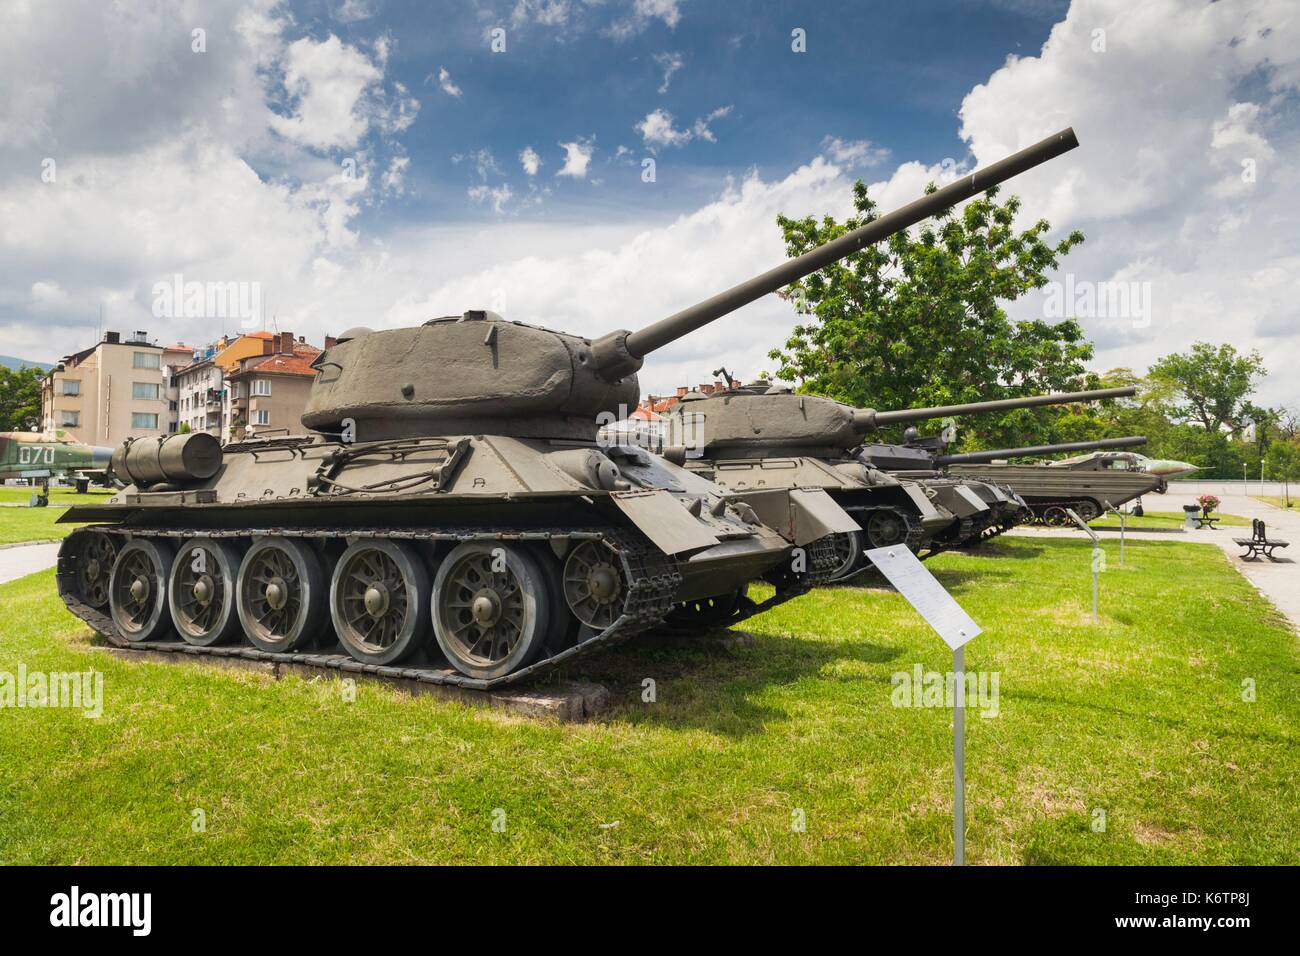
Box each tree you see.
[1265,439,1300,507]
[1147,342,1266,437]
[0,365,44,432]
[768,183,1095,449]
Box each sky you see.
[0,0,1297,408]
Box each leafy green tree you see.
[0,365,44,431]
[1147,342,1266,437]
[768,183,1094,448]
[1265,439,1300,507]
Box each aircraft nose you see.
[91,446,114,469]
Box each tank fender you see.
[609,489,724,555]
[738,487,859,546]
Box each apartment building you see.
[40,331,169,447]
[174,357,227,438]
[228,332,322,441]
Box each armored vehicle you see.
[666,382,1134,578]
[941,440,1179,523]
[55,128,1079,684]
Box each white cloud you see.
[636,106,732,149]
[436,66,463,98]
[556,139,595,178]
[819,136,890,169]
[520,146,542,176]
[610,0,684,39]
[511,0,571,29]
[956,0,1300,407]
[382,154,410,194]
[654,51,684,93]
[269,35,386,150]
[336,0,377,23]
[468,184,514,214]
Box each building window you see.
[62,380,81,396]
[253,409,270,426]
[252,379,272,396]
[132,382,160,400]
[133,351,160,369]
[60,410,80,426]
[132,412,159,429]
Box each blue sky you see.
[1,0,1296,406]
[300,0,1071,227]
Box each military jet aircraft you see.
[1047,449,1199,478]
[0,430,114,506]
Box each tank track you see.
[57,525,685,691]
[1027,499,1102,526]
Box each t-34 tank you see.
[666,382,1135,579]
[55,128,1079,684]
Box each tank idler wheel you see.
[77,531,118,608]
[237,537,328,653]
[432,542,550,680]
[562,539,628,631]
[864,510,908,549]
[827,529,865,582]
[666,586,747,628]
[1043,506,1070,526]
[109,538,176,642]
[170,538,244,646]
[331,539,431,666]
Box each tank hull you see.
[945,463,1164,522]
[55,434,842,685]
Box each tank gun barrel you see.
[934,435,1147,465]
[591,128,1079,377]
[855,385,1135,432]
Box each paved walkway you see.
[0,541,61,585]
[1006,491,1299,630]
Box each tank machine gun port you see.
[55,129,1081,681]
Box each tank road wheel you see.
[562,539,628,631]
[1043,506,1070,526]
[331,540,431,666]
[169,538,243,647]
[863,509,908,549]
[76,531,118,608]
[109,538,176,642]
[432,542,550,680]
[827,529,865,582]
[237,537,327,653]
[1074,500,1100,523]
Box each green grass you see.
[1253,496,1296,511]
[0,486,115,506]
[1090,510,1250,530]
[1,536,1297,865]
[0,506,84,546]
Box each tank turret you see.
[303,129,1079,442]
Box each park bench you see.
[1233,519,1289,561]
[1193,513,1220,529]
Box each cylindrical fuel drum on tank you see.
[111,432,223,487]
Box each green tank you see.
[666,382,1134,579]
[54,128,1079,684]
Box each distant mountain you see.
[0,354,52,372]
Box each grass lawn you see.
[0,486,115,506]
[1,536,1296,865]
[0,506,84,546]
[1091,510,1250,530]
[1253,496,1296,511]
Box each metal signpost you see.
[1066,508,1101,621]
[866,545,982,866]
[1103,500,1124,567]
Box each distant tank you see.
[55,128,1079,684]
[666,382,1134,578]
[938,439,1176,523]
